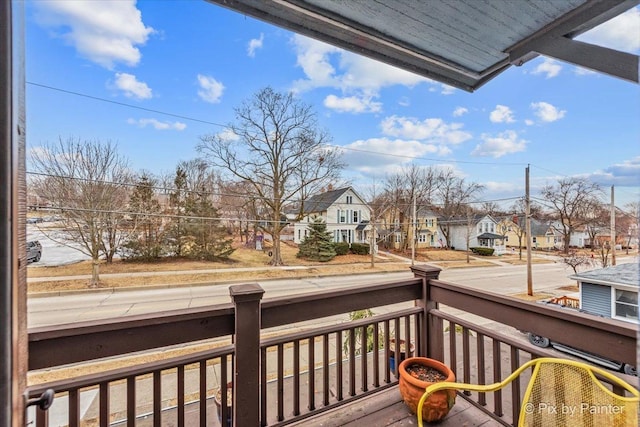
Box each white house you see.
[438,214,506,254]
[293,187,372,245]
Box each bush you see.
[334,242,350,255]
[350,243,370,255]
[470,247,494,256]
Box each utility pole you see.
[525,165,533,296]
[611,185,616,266]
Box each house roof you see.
[570,263,639,288]
[207,0,639,92]
[477,232,505,239]
[355,220,369,231]
[439,214,496,225]
[302,187,351,214]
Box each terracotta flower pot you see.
[398,357,456,422]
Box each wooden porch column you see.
[1,2,27,426]
[411,266,443,361]
[229,283,265,427]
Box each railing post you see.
[230,283,265,427]
[411,266,443,361]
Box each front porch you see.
[26,266,637,426]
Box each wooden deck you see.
[290,387,505,426]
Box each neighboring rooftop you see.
[571,262,639,287]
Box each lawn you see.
[27,242,557,293]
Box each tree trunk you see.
[270,233,284,265]
[90,259,100,288]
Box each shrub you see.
[470,247,494,256]
[350,243,370,255]
[334,242,350,255]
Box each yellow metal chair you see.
[417,357,639,427]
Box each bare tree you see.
[583,203,609,250]
[506,198,544,260]
[622,202,639,254]
[540,178,603,254]
[198,87,344,265]
[561,251,595,274]
[29,137,131,287]
[383,164,441,252]
[435,169,484,248]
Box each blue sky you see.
[24,1,640,209]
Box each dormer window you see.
[346,195,353,204]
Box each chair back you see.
[521,358,639,427]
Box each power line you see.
[27,81,227,127]
[29,80,528,168]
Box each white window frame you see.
[612,287,638,323]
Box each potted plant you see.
[213,382,233,427]
[389,338,414,373]
[398,357,456,422]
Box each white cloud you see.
[574,67,597,76]
[380,115,472,145]
[197,74,225,103]
[587,157,640,186]
[217,129,240,142]
[113,73,152,100]
[33,0,153,69]
[531,58,562,78]
[247,33,264,57]
[472,131,527,158]
[452,107,468,117]
[489,105,515,123]
[577,7,640,53]
[524,119,534,126]
[531,101,566,122]
[341,137,451,174]
[324,94,382,113]
[127,118,186,131]
[291,34,433,111]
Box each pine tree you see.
[123,173,164,260]
[297,217,336,262]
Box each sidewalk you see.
[27,259,406,284]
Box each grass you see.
[27,242,558,293]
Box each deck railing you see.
[26,266,637,426]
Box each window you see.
[353,210,359,223]
[532,237,537,243]
[346,195,353,204]
[614,289,638,321]
[478,225,482,233]
[490,224,494,232]
[339,209,346,223]
[418,233,426,243]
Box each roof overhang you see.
[206,0,639,92]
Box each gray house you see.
[571,263,639,324]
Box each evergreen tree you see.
[297,217,336,262]
[183,185,234,260]
[123,173,164,260]
[166,167,188,256]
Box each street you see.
[27,260,600,328]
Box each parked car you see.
[26,240,42,263]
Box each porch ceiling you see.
[206,0,639,91]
